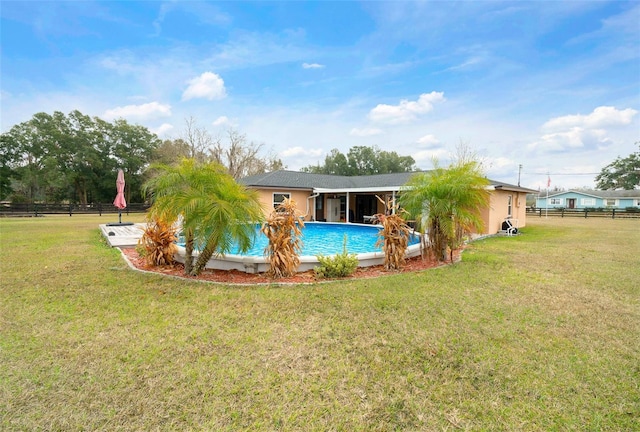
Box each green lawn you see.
[1,215,638,431]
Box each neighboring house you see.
[535,190,640,210]
[240,170,536,235]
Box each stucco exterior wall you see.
[254,188,315,220]
[486,190,528,234]
[252,187,529,234]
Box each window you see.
[604,199,617,207]
[507,195,513,217]
[549,198,562,205]
[636,199,640,207]
[581,198,596,206]
[273,192,290,209]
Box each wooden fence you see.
[526,208,640,219]
[0,203,150,217]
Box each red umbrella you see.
[113,169,126,223]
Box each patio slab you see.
[100,223,145,248]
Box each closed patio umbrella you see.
[108,169,132,226]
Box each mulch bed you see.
[121,248,459,285]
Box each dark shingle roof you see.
[240,170,537,193]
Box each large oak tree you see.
[595,142,640,190]
[1,111,160,203]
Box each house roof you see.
[240,170,537,193]
[544,189,640,199]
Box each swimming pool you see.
[173,222,423,274]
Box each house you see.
[240,170,536,235]
[535,190,640,210]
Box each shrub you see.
[314,236,359,278]
[138,217,178,266]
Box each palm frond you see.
[143,158,265,276]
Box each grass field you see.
[1,215,639,431]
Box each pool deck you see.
[100,223,145,248]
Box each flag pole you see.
[545,173,550,218]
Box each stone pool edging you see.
[173,241,424,274]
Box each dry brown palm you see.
[374,195,413,270]
[262,198,304,278]
[138,217,178,266]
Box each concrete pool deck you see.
[100,223,145,247]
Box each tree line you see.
[1,111,161,204]
[301,146,416,176]
[3,109,634,206]
[0,112,284,204]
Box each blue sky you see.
[2,1,639,189]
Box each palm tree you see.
[400,159,489,262]
[143,158,265,276]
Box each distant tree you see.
[1,111,160,204]
[374,148,417,174]
[109,118,161,202]
[1,112,62,202]
[152,139,192,165]
[303,148,349,175]
[0,132,19,200]
[182,116,213,163]
[157,118,284,179]
[302,146,416,175]
[347,146,377,174]
[210,129,284,179]
[595,142,640,190]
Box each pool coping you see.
[172,222,422,274]
[100,221,423,274]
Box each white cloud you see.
[153,2,231,36]
[445,56,484,72]
[529,105,636,155]
[349,127,383,137]
[369,91,445,124]
[488,156,513,169]
[212,115,238,128]
[528,127,613,152]
[302,62,325,69]
[416,134,440,148]
[182,72,227,101]
[103,101,172,120]
[543,106,637,131]
[281,146,323,157]
[484,156,517,178]
[412,149,449,167]
[0,89,12,102]
[99,51,140,75]
[210,30,310,69]
[152,123,174,137]
[212,116,229,126]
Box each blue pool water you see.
[183,222,420,257]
